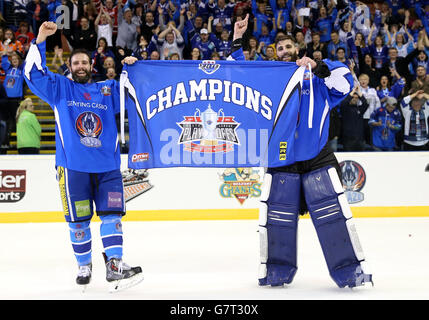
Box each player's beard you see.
[279,51,298,62]
[72,68,92,84]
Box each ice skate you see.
[104,256,143,293]
[76,263,92,292]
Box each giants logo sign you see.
[0,170,26,202]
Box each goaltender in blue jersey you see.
[231,27,373,289]
[24,21,143,292]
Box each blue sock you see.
[68,221,92,266]
[100,214,123,261]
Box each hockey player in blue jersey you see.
[230,27,372,288]
[259,34,373,288]
[24,21,143,292]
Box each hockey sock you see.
[99,214,123,261]
[68,220,92,266]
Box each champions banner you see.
[120,60,305,169]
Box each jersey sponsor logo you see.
[177,105,240,153]
[340,160,366,204]
[219,168,262,204]
[0,170,26,202]
[83,92,91,100]
[121,169,153,202]
[57,166,69,215]
[108,192,123,208]
[101,85,112,96]
[199,60,220,74]
[75,111,103,148]
[131,153,149,162]
[74,199,91,218]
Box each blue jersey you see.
[24,41,121,173]
[369,106,402,149]
[2,55,24,98]
[293,60,353,161]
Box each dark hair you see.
[69,48,92,64]
[275,34,296,48]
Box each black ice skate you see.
[103,253,143,293]
[76,263,92,291]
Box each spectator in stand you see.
[98,0,127,42]
[377,72,406,106]
[400,89,429,150]
[157,21,185,60]
[263,45,276,60]
[410,65,429,94]
[295,30,307,58]
[339,85,369,152]
[335,47,348,65]
[326,30,348,60]
[116,6,138,52]
[190,27,217,60]
[411,49,429,76]
[357,48,383,89]
[252,0,273,35]
[63,0,84,48]
[314,4,337,43]
[74,16,97,51]
[150,50,160,60]
[95,5,114,47]
[131,4,144,34]
[51,46,72,79]
[15,98,41,154]
[0,28,25,58]
[358,73,381,148]
[26,0,50,37]
[190,47,202,60]
[368,25,390,71]
[271,0,292,32]
[390,26,416,58]
[83,0,98,26]
[247,36,263,61]
[105,66,117,80]
[208,16,231,60]
[15,21,35,53]
[208,0,235,32]
[254,22,276,47]
[140,11,158,46]
[369,96,402,151]
[306,32,327,59]
[381,46,420,88]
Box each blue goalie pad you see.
[259,171,301,286]
[302,166,372,288]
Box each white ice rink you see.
[0,217,428,300]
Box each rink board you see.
[0,152,428,223]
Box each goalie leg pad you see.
[302,166,372,288]
[259,171,300,286]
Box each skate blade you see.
[79,284,89,293]
[108,273,144,293]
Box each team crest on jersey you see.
[219,168,262,204]
[177,104,240,153]
[101,85,112,96]
[199,60,220,74]
[75,111,103,147]
[340,160,366,204]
